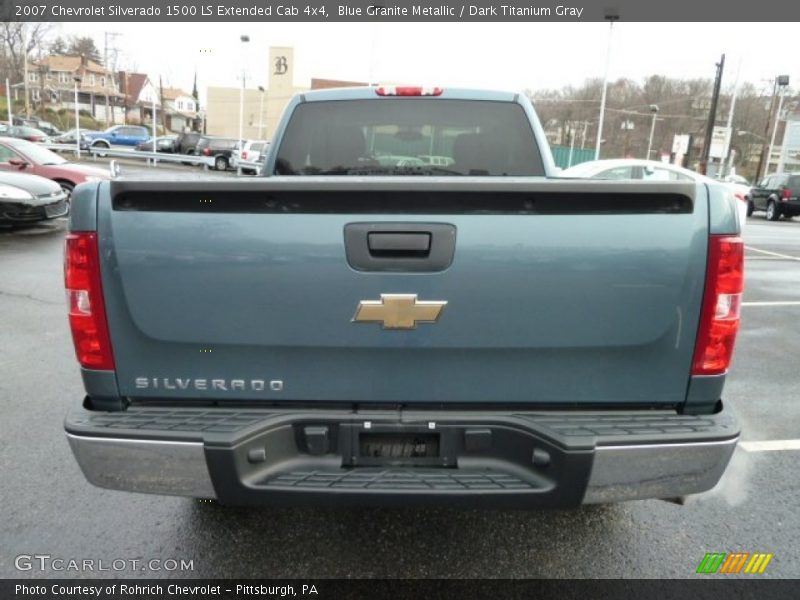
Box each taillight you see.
[733,192,746,203]
[241,151,247,160]
[375,86,443,96]
[64,232,115,370]
[202,147,211,156]
[781,188,791,202]
[691,235,744,376]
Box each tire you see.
[57,181,75,210]
[91,142,109,158]
[766,200,780,221]
[214,156,228,171]
[747,201,754,217]
[182,149,197,166]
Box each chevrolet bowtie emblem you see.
[353,294,447,330]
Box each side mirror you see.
[8,158,28,168]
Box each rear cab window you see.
[274,99,544,176]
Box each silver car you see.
[0,171,68,225]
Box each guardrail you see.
[235,160,262,176]
[44,142,264,176]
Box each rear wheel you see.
[91,142,109,157]
[214,156,228,171]
[766,200,780,221]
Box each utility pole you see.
[700,54,725,175]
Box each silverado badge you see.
[353,294,447,330]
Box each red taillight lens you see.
[781,188,791,201]
[375,86,444,97]
[202,147,211,156]
[691,235,744,376]
[241,151,247,160]
[64,232,115,371]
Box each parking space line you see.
[744,246,800,261]
[742,301,800,307]
[740,440,800,453]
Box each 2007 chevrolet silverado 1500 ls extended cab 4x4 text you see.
[63,86,743,507]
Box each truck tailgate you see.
[100,178,706,405]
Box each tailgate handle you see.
[368,232,431,257]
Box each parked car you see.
[135,136,177,153]
[232,140,268,174]
[173,132,203,155]
[749,173,800,221]
[36,121,62,137]
[6,125,51,143]
[54,129,100,146]
[0,137,109,201]
[561,159,749,229]
[196,136,239,171]
[0,171,68,225]
[83,125,151,149]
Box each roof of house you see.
[118,72,148,102]
[161,87,193,101]
[35,55,109,74]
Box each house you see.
[14,54,125,124]
[160,87,198,132]
[117,71,161,126]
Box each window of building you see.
[31,89,40,101]
[101,77,106,87]
[89,74,96,86]
[28,72,37,82]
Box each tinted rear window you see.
[274,99,544,176]
[788,176,800,190]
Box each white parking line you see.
[744,246,800,261]
[740,440,800,453]
[742,301,800,307]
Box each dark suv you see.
[749,173,800,221]
[174,132,202,155]
[195,136,238,171]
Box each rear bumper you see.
[65,404,739,507]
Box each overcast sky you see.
[57,22,800,101]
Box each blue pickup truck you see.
[63,87,743,507]
[82,125,150,150]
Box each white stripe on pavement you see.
[740,440,800,453]
[744,246,800,261]
[742,301,800,307]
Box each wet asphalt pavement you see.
[1,176,798,578]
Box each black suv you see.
[749,173,800,221]
[196,136,238,171]
[174,132,202,155]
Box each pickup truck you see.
[64,86,743,507]
[82,125,151,149]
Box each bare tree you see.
[0,22,56,83]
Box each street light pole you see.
[595,11,619,160]
[766,77,789,176]
[73,76,82,159]
[646,104,659,159]
[238,35,250,149]
[257,85,265,139]
[757,75,789,180]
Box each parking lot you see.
[1,173,799,579]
